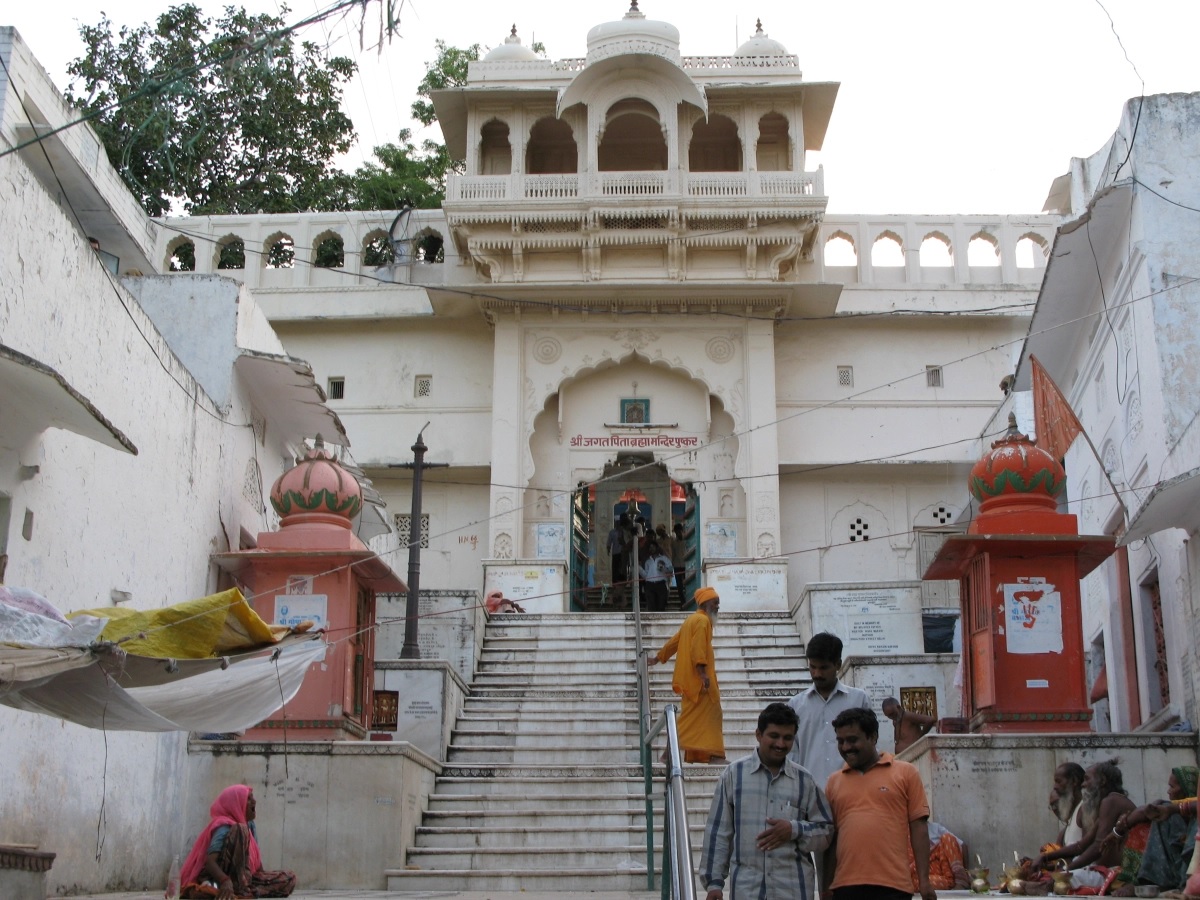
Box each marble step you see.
[397,610,804,894]
[413,822,706,849]
[386,865,659,892]
[426,793,712,813]
[452,711,765,730]
[431,773,723,795]
[480,635,805,653]
[402,843,669,870]
[444,745,757,765]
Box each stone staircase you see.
[386,610,809,892]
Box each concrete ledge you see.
[0,844,54,900]
[907,730,1200,872]
[0,846,55,872]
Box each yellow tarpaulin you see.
[70,588,285,659]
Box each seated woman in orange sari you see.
[180,785,296,899]
[909,821,971,891]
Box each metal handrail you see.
[645,706,698,900]
[633,517,698,900]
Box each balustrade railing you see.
[524,174,580,199]
[448,169,824,202]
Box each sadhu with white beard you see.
[1047,761,1094,848]
[648,586,727,764]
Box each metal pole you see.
[394,424,447,659]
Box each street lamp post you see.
[392,423,447,659]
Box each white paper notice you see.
[1003,580,1063,654]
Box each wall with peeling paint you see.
[0,38,322,895]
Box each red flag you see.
[1030,355,1084,460]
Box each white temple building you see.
[160,5,1055,627]
[4,2,1200,893]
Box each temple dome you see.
[966,414,1075,536]
[735,19,789,57]
[483,25,539,62]
[585,1,681,65]
[270,436,362,526]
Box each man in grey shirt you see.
[787,632,871,787]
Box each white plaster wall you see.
[273,318,495,468]
[370,472,491,593]
[185,742,439,890]
[780,468,970,601]
[775,316,1028,467]
[1045,95,1200,732]
[124,274,241,407]
[0,150,291,892]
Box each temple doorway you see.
[569,453,699,611]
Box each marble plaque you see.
[483,563,565,614]
[809,585,923,655]
[706,561,788,611]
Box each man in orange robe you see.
[649,586,726,763]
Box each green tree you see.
[342,40,486,211]
[65,4,357,216]
[410,40,481,128]
[346,129,453,210]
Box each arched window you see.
[166,237,195,271]
[598,99,667,171]
[689,114,741,172]
[919,233,953,267]
[216,236,245,270]
[363,229,394,267]
[968,233,1000,267]
[265,234,295,269]
[824,233,857,266]
[1016,233,1049,268]
[314,232,345,268]
[480,119,512,175]
[756,112,791,172]
[414,228,444,264]
[871,232,904,267]
[526,117,578,174]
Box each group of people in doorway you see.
[606,513,687,609]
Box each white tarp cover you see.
[0,601,327,732]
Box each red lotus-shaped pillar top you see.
[967,414,1075,535]
[270,436,362,530]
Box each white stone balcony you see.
[446,168,824,203]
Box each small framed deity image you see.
[621,398,650,424]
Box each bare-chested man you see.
[1034,760,1135,885]
[1048,762,1090,847]
[881,697,937,754]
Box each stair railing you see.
[644,705,698,900]
[633,520,696,899]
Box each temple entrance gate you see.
[569,453,699,610]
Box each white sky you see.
[6,0,1199,213]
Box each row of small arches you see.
[165,228,446,271]
[824,230,1050,268]
[480,109,793,175]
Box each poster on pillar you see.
[1003,579,1063,654]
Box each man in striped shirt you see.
[700,702,833,900]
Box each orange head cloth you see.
[694,586,719,606]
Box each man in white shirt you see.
[641,541,673,611]
[787,633,871,891]
[787,632,870,787]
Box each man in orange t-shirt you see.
[823,706,935,900]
